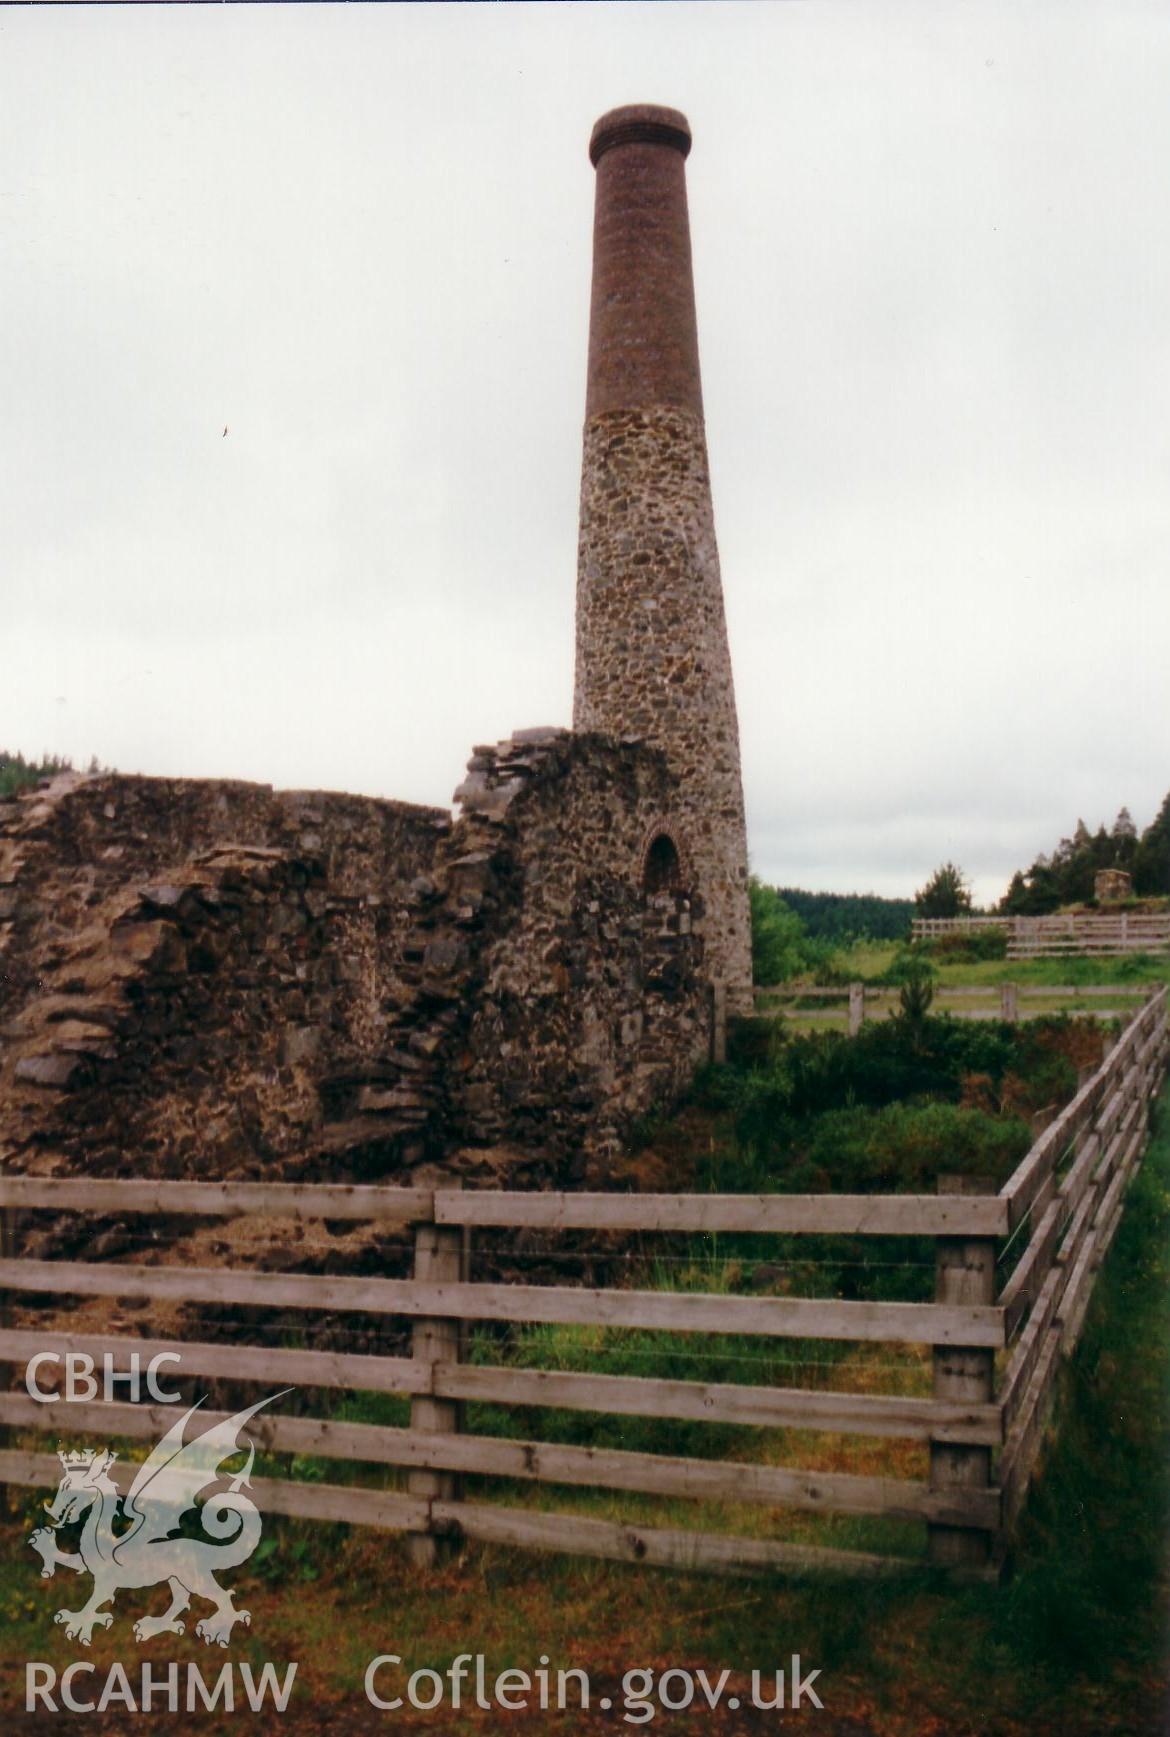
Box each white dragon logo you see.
[29,1393,284,1648]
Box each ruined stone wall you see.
[0,774,448,1182]
[436,729,710,1184]
[0,743,711,1193]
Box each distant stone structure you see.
[0,106,751,1191]
[1095,868,1132,906]
[574,105,753,1012]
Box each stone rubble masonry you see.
[575,104,753,1010]
[1094,868,1132,906]
[0,773,448,1186]
[0,742,708,1191]
[445,728,708,1183]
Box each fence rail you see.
[0,987,1165,1582]
[912,914,1170,957]
[754,980,1149,1034]
[995,988,1166,1528]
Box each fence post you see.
[848,982,864,1037]
[711,979,727,1064]
[406,1188,463,1568]
[928,1176,998,1572]
[1000,982,1018,1023]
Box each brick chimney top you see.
[583,102,702,420]
[589,104,692,166]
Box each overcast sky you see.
[3,2,1167,907]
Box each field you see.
[756,946,1169,1033]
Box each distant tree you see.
[0,750,73,799]
[1111,806,1138,868]
[1000,800,1165,910]
[1133,790,1170,896]
[1001,870,1029,914]
[774,888,915,944]
[915,862,972,919]
[1063,844,1097,904]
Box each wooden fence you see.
[754,980,1149,1033]
[912,913,1170,957]
[0,987,1165,1582]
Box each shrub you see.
[749,877,839,984]
[725,1016,1023,1159]
[1115,951,1162,979]
[801,1101,1032,1193]
[1014,1015,1105,1093]
[872,945,939,986]
[725,1015,784,1069]
[926,929,1009,963]
[897,961,935,1021]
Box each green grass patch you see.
[932,951,1168,989]
[818,938,902,982]
[461,1317,885,1458]
[811,940,1167,991]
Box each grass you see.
[818,940,1169,991]
[931,952,1168,989]
[458,1318,918,1460]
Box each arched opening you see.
[643,832,682,895]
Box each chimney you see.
[573,104,753,1009]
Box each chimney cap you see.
[589,104,692,167]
